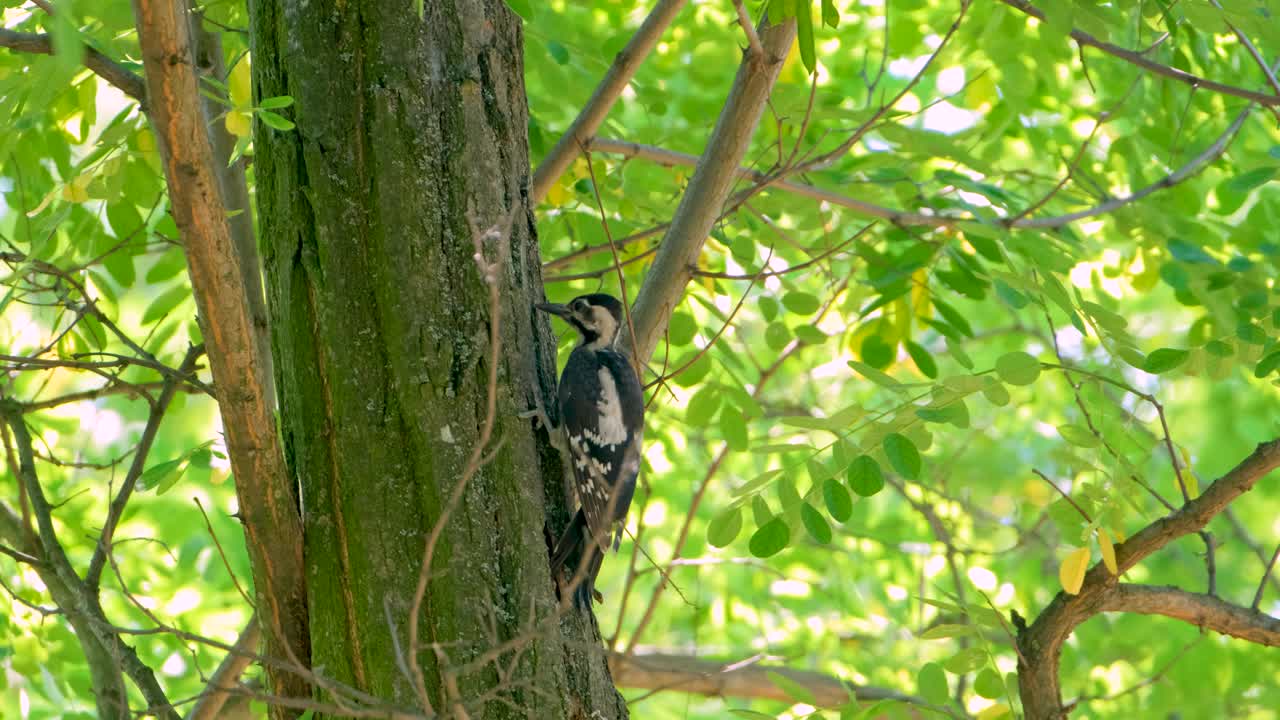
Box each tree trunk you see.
[249,0,626,717]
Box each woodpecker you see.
[531,293,644,609]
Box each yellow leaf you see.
[1059,547,1090,595]
[225,110,252,138]
[965,73,998,109]
[1098,528,1118,575]
[887,297,911,346]
[60,173,92,203]
[545,180,569,206]
[977,703,1011,720]
[911,269,931,321]
[1109,526,1126,543]
[228,56,252,109]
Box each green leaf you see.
[995,351,1040,386]
[860,334,895,368]
[782,291,821,315]
[920,623,976,639]
[1204,340,1233,358]
[800,502,832,544]
[905,340,938,378]
[258,110,296,131]
[822,0,840,27]
[975,668,1005,699]
[735,468,783,497]
[847,455,885,496]
[707,506,743,548]
[933,298,974,337]
[686,386,722,425]
[258,95,295,110]
[847,360,905,391]
[981,379,1010,406]
[767,670,817,705]
[796,0,816,74]
[546,39,570,65]
[823,478,852,522]
[139,458,184,491]
[1225,166,1276,193]
[720,409,749,451]
[668,312,697,346]
[882,433,921,479]
[1143,348,1189,374]
[1255,350,1280,378]
[1167,238,1218,265]
[751,495,774,526]
[793,325,827,345]
[944,647,988,674]
[1057,424,1100,448]
[917,662,948,705]
[749,517,791,558]
[142,286,190,325]
[502,0,532,19]
[765,322,791,350]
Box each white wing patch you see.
[588,367,629,447]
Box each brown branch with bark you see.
[610,651,962,716]
[128,0,309,710]
[998,0,1280,107]
[1016,438,1280,719]
[529,0,688,204]
[622,14,797,366]
[0,28,146,104]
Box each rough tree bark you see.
[249,0,625,717]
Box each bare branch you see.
[86,344,204,589]
[622,16,797,365]
[731,0,763,58]
[587,95,1251,232]
[0,28,147,105]
[1253,544,1280,612]
[999,0,1280,107]
[129,0,309,704]
[610,651,962,716]
[1098,584,1280,647]
[187,616,262,720]
[529,0,688,203]
[0,401,175,720]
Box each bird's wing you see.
[560,351,642,551]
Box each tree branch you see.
[585,95,1250,234]
[529,0,688,204]
[999,0,1280,107]
[85,344,204,589]
[1098,584,1280,647]
[622,14,797,366]
[1016,438,1280,719]
[0,28,146,105]
[187,615,262,720]
[0,402,176,720]
[128,0,308,707]
[610,651,962,716]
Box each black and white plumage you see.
[535,293,644,608]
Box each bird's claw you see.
[521,398,567,453]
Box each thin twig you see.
[731,0,763,58]
[1032,469,1092,523]
[1252,544,1280,612]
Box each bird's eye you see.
[572,299,588,313]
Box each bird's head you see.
[536,293,624,350]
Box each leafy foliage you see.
[2,0,1279,718]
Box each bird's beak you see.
[535,302,571,319]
